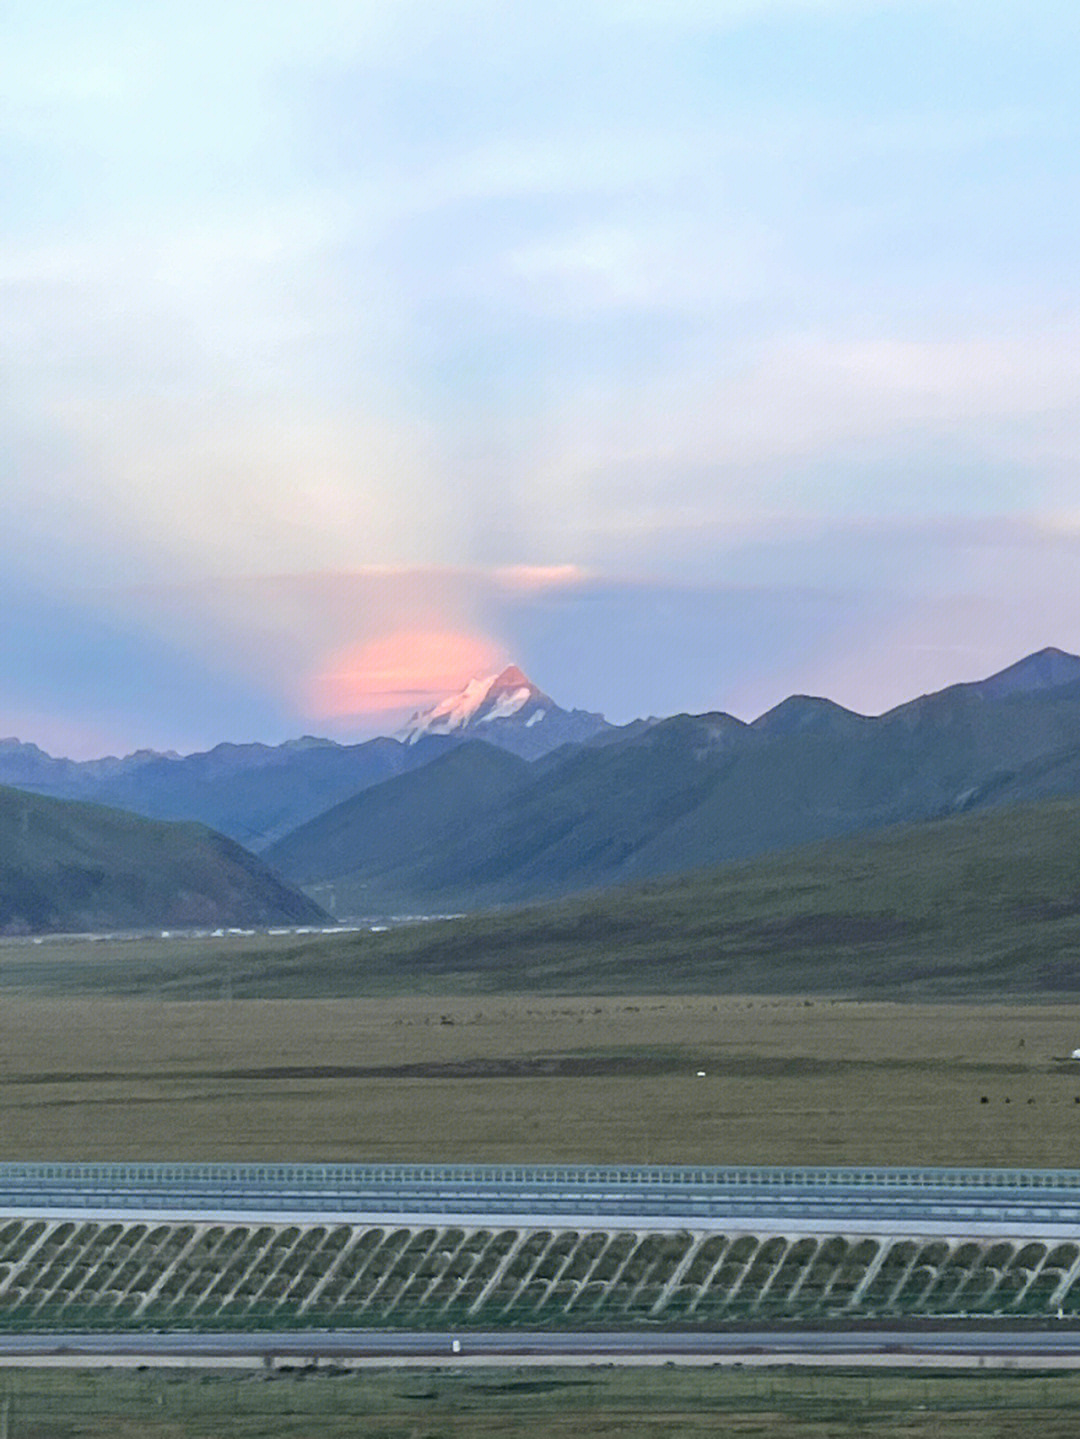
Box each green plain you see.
[8,1365,1080,1437]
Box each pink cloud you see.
[306,628,507,721]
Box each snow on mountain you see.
[398,665,608,758]
[401,666,545,740]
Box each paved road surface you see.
[5,1328,1080,1365]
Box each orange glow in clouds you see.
[308,630,506,718]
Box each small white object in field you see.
[452,1339,461,1353]
[696,1070,706,1077]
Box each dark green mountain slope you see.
[365,791,1080,998]
[624,676,1080,883]
[268,652,1080,913]
[961,741,1080,811]
[269,716,751,911]
[370,792,1080,997]
[264,742,532,902]
[0,786,328,934]
[19,793,1080,1000]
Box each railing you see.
[3,1162,1080,1192]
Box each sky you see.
[3,0,1079,756]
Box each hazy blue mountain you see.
[0,733,457,850]
[0,665,603,844]
[965,645,1080,700]
[0,738,170,797]
[0,785,328,935]
[750,694,870,739]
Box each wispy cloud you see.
[4,0,1078,750]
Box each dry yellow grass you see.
[3,994,1080,1166]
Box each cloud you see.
[461,320,1080,582]
[5,0,1074,598]
[307,628,506,721]
[492,565,593,593]
[1,185,450,588]
[589,0,915,22]
[3,0,1078,754]
[503,216,777,315]
[3,387,441,589]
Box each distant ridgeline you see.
[0,666,608,853]
[6,647,1080,920]
[264,647,1080,914]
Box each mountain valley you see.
[8,647,1080,933]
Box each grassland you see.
[2,796,1079,1164]
[8,1365,1080,1437]
[3,993,1080,1165]
[5,795,1080,1001]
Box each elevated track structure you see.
[3,1163,1080,1331]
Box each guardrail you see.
[4,1162,1080,1191]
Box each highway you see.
[6,1328,1080,1366]
[6,1162,1080,1237]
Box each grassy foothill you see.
[5,1365,1080,1437]
[5,795,1080,1002]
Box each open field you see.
[9,1365,1080,1437]
[3,994,1080,1166]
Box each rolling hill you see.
[17,791,1080,1000]
[0,785,329,935]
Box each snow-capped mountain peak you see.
[398,665,608,758]
[400,666,546,742]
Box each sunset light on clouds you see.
[3,0,1079,754]
[308,630,506,723]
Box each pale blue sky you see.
[3,0,1079,753]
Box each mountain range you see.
[264,647,1080,913]
[0,667,607,849]
[9,646,1080,928]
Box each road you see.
[5,1162,1080,1237]
[5,1328,1080,1367]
